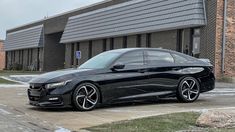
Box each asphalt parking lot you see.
[0,84,235,132]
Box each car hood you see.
[29,68,92,84]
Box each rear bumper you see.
[199,73,215,93]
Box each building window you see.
[19,50,23,65]
[13,51,16,63]
[103,39,107,52]
[18,50,21,64]
[30,49,33,65]
[37,48,40,71]
[110,38,114,50]
[22,50,24,65]
[192,28,200,57]
[177,29,183,52]
[146,33,151,47]
[27,49,30,65]
[10,51,13,64]
[137,34,141,47]
[75,42,80,65]
[123,36,127,48]
[88,41,92,59]
[71,43,75,66]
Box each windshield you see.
[78,52,120,69]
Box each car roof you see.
[106,48,177,54]
[103,48,208,66]
[107,48,201,61]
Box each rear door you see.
[144,50,179,94]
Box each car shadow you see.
[28,98,208,112]
[98,98,207,110]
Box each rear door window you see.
[172,54,188,64]
[172,53,199,64]
[145,50,174,65]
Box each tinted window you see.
[79,52,120,69]
[172,53,199,64]
[172,54,188,63]
[114,51,144,66]
[146,50,174,65]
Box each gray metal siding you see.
[61,0,207,43]
[5,25,43,51]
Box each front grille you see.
[28,83,44,101]
[29,84,43,90]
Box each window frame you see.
[109,50,145,68]
[144,50,175,66]
[171,52,200,64]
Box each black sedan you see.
[28,48,215,111]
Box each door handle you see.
[138,69,147,73]
[172,67,181,71]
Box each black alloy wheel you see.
[177,77,200,103]
[73,83,100,111]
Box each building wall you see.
[199,0,217,71]
[6,47,42,71]
[64,29,192,68]
[215,0,235,78]
[0,40,5,70]
[43,32,65,71]
[151,30,177,50]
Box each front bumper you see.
[27,84,71,108]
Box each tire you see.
[176,77,200,103]
[72,83,100,111]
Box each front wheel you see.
[72,83,100,111]
[177,77,200,103]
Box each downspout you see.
[222,0,227,74]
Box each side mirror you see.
[111,64,125,70]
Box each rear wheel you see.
[177,77,200,103]
[72,83,100,111]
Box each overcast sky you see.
[0,0,103,40]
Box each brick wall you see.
[215,0,235,78]
[0,40,5,70]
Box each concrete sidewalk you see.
[215,82,235,88]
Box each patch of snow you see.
[0,76,28,85]
[0,108,12,115]
[0,104,7,107]
[9,75,38,83]
[0,84,29,88]
[55,127,71,132]
[9,75,38,77]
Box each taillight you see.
[209,66,214,73]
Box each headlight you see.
[45,80,72,89]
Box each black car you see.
[28,48,215,111]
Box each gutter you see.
[222,0,228,74]
[202,0,207,25]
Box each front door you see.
[102,50,150,102]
